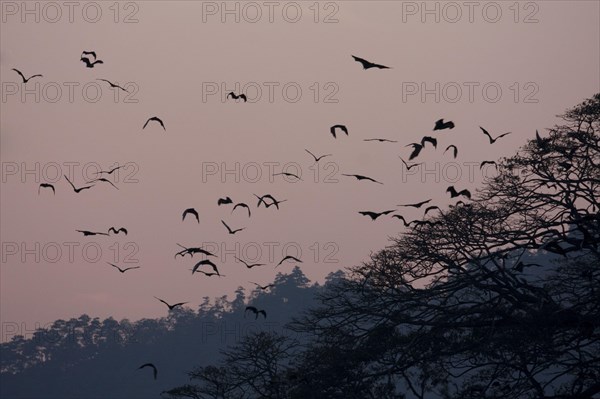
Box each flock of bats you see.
[13,52,514,381]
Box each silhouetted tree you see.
[290,94,600,398]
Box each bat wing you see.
[409,146,421,160]
[191,262,202,274]
[329,126,337,138]
[209,262,220,275]
[351,55,368,67]
[221,220,232,233]
[305,149,317,161]
[12,68,26,82]
[479,127,492,142]
[422,136,437,147]
[183,208,199,222]
[154,297,169,307]
[392,215,409,226]
[107,262,120,271]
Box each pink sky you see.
[1,0,599,341]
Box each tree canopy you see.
[165,94,600,399]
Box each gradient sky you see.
[1,0,599,341]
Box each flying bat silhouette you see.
[421,136,437,149]
[264,199,288,209]
[154,296,188,311]
[276,255,302,267]
[175,243,215,259]
[137,363,158,380]
[182,208,200,223]
[359,210,395,220]
[76,230,109,236]
[330,124,348,138]
[305,149,332,162]
[342,174,383,184]
[192,270,223,277]
[64,175,94,193]
[81,51,97,60]
[394,215,435,227]
[236,257,266,269]
[94,165,123,175]
[191,259,220,275]
[218,196,233,206]
[254,194,287,209]
[423,206,441,216]
[351,55,391,69]
[412,219,443,228]
[108,227,128,235]
[444,145,458,158]
[80,57,103,68]
[391,214,414,227]
[97,78,128,92]
[405,143,424,160]
[480,126,512,144]
[191,259,220,276]
[232,203,251,217]
[398,199,432,208]
[447,186,471,199]
[12,68,42,83]
[273,172,302,181]
[364,138,397,143]
[86,177,118,190]
[249,282,275,290]
[221,220,245,235]
[107,262,140,273]
[433,119,455,131]
[399,157,421,170]
[143,116,166,130]
[480,160,497,170]
[245,306,267,319]
[38,183,55,195]
[227,92,247,102]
